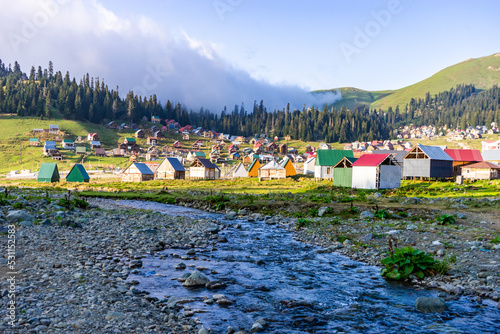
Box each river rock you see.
[206,280,227,290]
[182,271,210,287]
[225,212,237,220]
[318,207,330,217]
[6,210,33,223]
[415,297,446,313]
[206,223,220,233]
[360,211,374,219]
[456,213,467,219]
[105,312,126,321]
[176,262,187,270]
[360,233,373,243]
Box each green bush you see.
[437,214,455,225]
[73,198,89,209]
[381,247,437,280]
[374,209,391,219]
[296,218,311,229]
[490,236,500,244]
[12,202,24,209]
[434,253,457,275]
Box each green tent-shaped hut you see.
[66,164,90,182]
[38,163,60,183]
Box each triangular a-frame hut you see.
[247,158,262,177]
[66,164,90,182]
[38,163,60,182]
[280,157,296,177]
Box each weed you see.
[12,202,24,209]
[374,209,391,219]
[437,214,455,225]
[434,253,457,275]
[490,236,500,244]
[296,218,311,229]
[381,246,437,280]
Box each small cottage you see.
[151,116,161,123]
[87,133,99,141]
[156,157,186,179]
[135,129,145,139]
[189,158,220,180]
[461,161,500,180]
[187,151,206,161]
[146,137,158,146]
[352,153,401,189]
[90,141,101,149]
[49,124,59,134]
[280,157,296,177]
[66,164,90,183]
[444,149,483,176]
[243,154,258,164]
[183,133,190,140]
[247,158,262,177]
[315,150,354,179]
[62,139,75,150]
[106,121,118,129]
[29,138,40,146]
[95,148,106,157]
[304,156,316,175]
[227,162,248,178]
[37,163,60,183]
[258,160,286,181]
[481,150,500,165]
[122,163,155,182]
[124,138,136,145]
[278,143,288,155]
[403,144,453,179]
[113,148,125,157]
[43,141,57,156]
[332,156,358,187]
[173,140,182,148]
[75,146,86,155]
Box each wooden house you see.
[90,141,101,149]
[95,148,106,157]
[66,164,90,183]
[43,141,57,156]
[87,133,99,141]
[318,143,331,150]
[113,148,125,157]
[258,160,286,181]
[49,124,59,134]
[38,163,60,183]
[481,150,500,165]
[226,162,248,178]
[154,131,164,138]
[189,158,220,180]
[187,151,206,161]
[315,150,354,179]
[332,156,358,188]
[122,163,154,182]
[106,121,118,129]
[62,139,75,150]
[444,149,483,176]
[29,138,40,147]
[156,157,186,179]
[124,137,136,145]
[135,129,145,139]
[183,133,190,140]
[403,144,453,179]
[243,154,258,164]
[75,146,86,155]
[146,137,158,146]
[304,156,316,175]
[278,143,288,155]
[173,140,182,148]
[461,161,500,180]
[229,152,240,160]
[280,157,296,177]
[352,154,401,189]
[247,158,262,177]
[266,142,278,153]
[192,143,201,150]
[151,116,161,123]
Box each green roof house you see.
[66,164,90,182]
[38,163,60,183]
[75,146,87,155]
[314,150,354,179]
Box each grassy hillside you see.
[317,52,500,111]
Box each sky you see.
[1,0,499,112]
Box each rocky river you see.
[0,192,499,333]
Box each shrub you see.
[12,202,24,209]
[73,198,89,209]
[374,209,391,219]
[490,236,500,244]
[434,253,457,275]
[296,218,311,229]
[437,214,455,225]
[381,246,437,280]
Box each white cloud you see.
[0,0,341,112]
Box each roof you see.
[166,157,185,171]
[75,146,86,152]
[193,151,206,157]
[444,149,483,162]
[373,150,407,164]
[63,139,74,143]
[352,153,391,167]
[197,158,217,169]
[131,163,154,175]
[315,150,353,166]
[29,138,39,142]
[259,160,285,170]
[38,163,58,178]
[280,157,290,167]
[461,161,500,169]
[247,158,260,171]
[125,137,136,142]
[49,124,59,129]
[410,144,453,161]
[95,148,106,154]
[70,164,90,179]
[482,150,500,161]
[45,141,56,146]
[91,141,100,145]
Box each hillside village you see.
[8,115,500,190]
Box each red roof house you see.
[444,149,483,176]
[351,153,401,189]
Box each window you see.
[327,167,331,174]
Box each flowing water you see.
[110,199,499,333]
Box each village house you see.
[258,160,286,181]
[266,142,278,153]
[481,150,500,164]
[352,154,401,189]
[90,141,101,149]
[49,124,59,135]
[151,116,161,123]
[154,130,164,138]
[314,150,354,179]
[332,156,358,188]
[62,139,75,150]
[226,162,247,178]
[173,140,182,148]
[187,151,206,162]
[146,137,158,146]
[38,163,60,183]
[280,157,296,177]
[243,154,258,164]
[106,121,118,129]
[482,139,500,151]
[29,138,40,147]
[95,148,106,157]
[76,146,86,155]
[278,143,288,155]
[192,142,201,150]
[304,156,316,175]
[403,144,453,179]
[183,133,190,140]
[444,149,483,176]
[461,161,500,180]
[113,148,125,157]
[247,158,262,177]
[318,143,331,150]
[43,141,57,156]
[189,158,220,180]
[135,129,145,139]
[122,162,155,182]
[66,164,90,183]
[87,133,99,141]
[156,157,186,179]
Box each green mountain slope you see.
[317,52,500,110]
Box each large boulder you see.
[6,210,33,223]
[415,297,445,313]
[182,271,210,287]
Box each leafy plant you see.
[381,246,437,280]
[296,218,311,229]
[374,209,391,219]
[434,253,457,275]
[12,202,24,209]
[490,236,500,244]
[73,198,89,209]
[58,197,72,209]
[437,214,455,225]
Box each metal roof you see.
[461,161,500,169]
[444,149,483,162]
[166,157,185,171]
[315,150,354,166]
[197,158,217,169]
[410,144,453,161]
[259,160,285,170]
[481,150,500,161]
[352,154,390,167]
[132,163,154,175]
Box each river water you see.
[111,199,499,334]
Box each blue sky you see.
[1,0,499,111]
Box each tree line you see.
[1,60,499,142]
